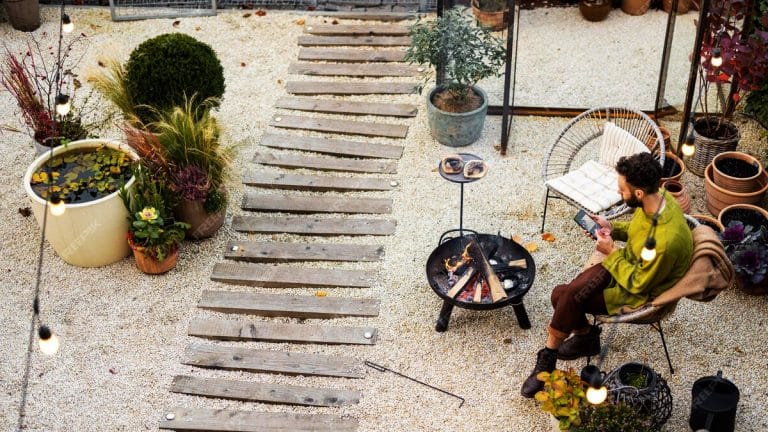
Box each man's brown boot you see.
[557,325,601,360]
[521,348,557,398]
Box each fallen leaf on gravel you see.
[431,167,437,172]
[172,20,180,27]
[541,232,556,242]
[512,235,522,244]
[525,242,538,253]
[195,26,200,31]
[315,291,327,297]
[295,18,305,25]
[109,368,117,374]
[240,62,246,67]
[277,79,283,84]
[503,337,512,344]
[255,9,266,16]
[493,144,501,151]
[18,207,31,217]
[97,60,105,67]
[242,12,251,17]
[735,346,743,353]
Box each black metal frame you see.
[587,317,674,375]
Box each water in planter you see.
[30,146,133,204]
[715,158,759,178]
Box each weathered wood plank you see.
[242,193,393,214]
[275,97,417,118]
[253,151,398,174]
[298,48,406,63]
[160,407,358,431]
[304,24,408,36]
[288,62,420,77]
[188,319,378,345]
[211,262,375,288]
[232,216,397,236]
[271,114,408,138]
[261,133,404,159]
[286,81,417,95]
[170,376,362,407]
[224,241,385,262]
[198,290,381,318]
[298,35,411,46]
[243,172,394,191]
[183,343,363,378]
[306,11,416,20]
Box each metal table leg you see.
[512,301,531,329]
[435,301,454,332]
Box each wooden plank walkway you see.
[243,193,393,214]
[288,62,420,77]
[160,407,358,431]
[298,47,406,63]
[275,97,417,118]
[261,133,404,159]
[211,262,375,288]
[243,172,395,192]
[303,24,408,36]
[271,114,408,138]
[306,11,415,21]
[232,216,397,236]
[224,240,385,262]
[189,318,378,345]
[298,35,411,47]
[170,376,362,407]
[198,290,381,318]
[253,152,398,174]
[286,81,417,95]
[183,343,363,378]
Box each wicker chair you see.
[541,107,665,233]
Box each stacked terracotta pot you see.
[704,151,768,216]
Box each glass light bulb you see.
[55,96,71,116]
[586,386,608,405]
[62,14,74,33]
[39,332,60,356]
[49,200,66,216]
[711,55,723,68]
[641,246,657,261]
[682,143,696,157]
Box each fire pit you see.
[426,233,535,332]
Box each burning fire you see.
[444,245,472,272]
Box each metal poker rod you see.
[364,360,465,408]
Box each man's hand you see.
[595,229,616,255]
[589,214,612,230]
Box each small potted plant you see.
[535,369,587,431]
[719,204,768,294]
[471,0,508,31]
[121,166,189,274]
[405,8,506,147]
[576,402,654,432]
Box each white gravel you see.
[1,6,767,432]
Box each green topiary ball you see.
[125,33,225,123]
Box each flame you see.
[445,245,473,273]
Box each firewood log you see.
[473,280,483,303]
[466,240,507,302]
[446,268,476,298]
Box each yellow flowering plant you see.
[535,369,587,431]
[120,166,189,261]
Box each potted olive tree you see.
[405,8,506,147]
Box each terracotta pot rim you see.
[718,203,768,226]
[712,151,764,182]
[704,164,768,197]
[127,234,180,257]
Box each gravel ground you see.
[1,7,767,432]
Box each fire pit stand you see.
[426,233,535,332]
[437,153,483,244]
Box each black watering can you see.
[689,371,739,432]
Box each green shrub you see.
[575,402,654,432]
[125,33,225,123]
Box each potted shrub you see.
[602,362,673,430]
[22,139,139,267]
[579,0,612,22]
[121,166,189,274]
[471,0,508,31]
[718,203,768,294]
[535,369,587,431]
[576,402,654,432]
[405,8,506,147]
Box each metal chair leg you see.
[654,321,674,375]
[541,191,551,233]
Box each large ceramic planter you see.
[718,203,768,231]
[426,85,488,147]
[691,214,724,233]
[23,139,139,267]
[703,164,768,216]
[471,0,507,31]
[621,0,650,15]
[579,0,612,21]
[712,151,764,193]
[688,117,740,177]
[3,0,40,31]
[175,197,226,239]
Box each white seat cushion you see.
[599,122,650,168]
[545,160,622,214]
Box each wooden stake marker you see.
[159,407,358,431]
[224,240,385,262]
[211,262,375,288]
[188,318,378,345]
[232,215,397,236]
[198,290,381,318]
[170,375,362,407]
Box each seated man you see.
[521,152,693,398]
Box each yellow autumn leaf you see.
[525,242,538,253]
[512,235,523,244]
[315,291,327,297]
[295,18,305,25]
[541,232,556,243]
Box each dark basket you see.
[688,117,740,177]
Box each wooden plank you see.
[160,407,358,431]
[253,152,398,174]
[276,97,417,118]
[286,81,416,95]
[261,133,405,159]
[198,290,381,318]
[298,48,406,63]
[211,262,375,288]
[183,343,363,378]
[304,24,408,36]
[243,172,394,191]
[306,11,416,20]
[170,376,362,407]
[298,35,411,47]
[289,62,420,77]
[271,114,408,139]
[224,240,385,262]
[188,318,378,345]
[232,216,397,236]
[243,193,392,214]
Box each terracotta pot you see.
[660,151,685,183]
[175,197,226,239]
[703,164,768,217]
[662,180,691,213]
[662,0,690,13]
[622,0,651,15]
[717,203,768,230]
[646,125,671,155]
[691,214,724,233]
[471,0,507,31]
[712,151,764,194]
[579,0,612,21]
[129,241,179,274]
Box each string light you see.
[61,14,74,33]
[37,325,60,356]
[49,194,66,216]
[581,365,608,405]
[55,94,70,116]
[711,47,723,68]
[641,236,657,261]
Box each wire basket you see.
[688,117,740,177]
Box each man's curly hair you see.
[616,152,662,193]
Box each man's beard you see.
[625,195,642,208]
